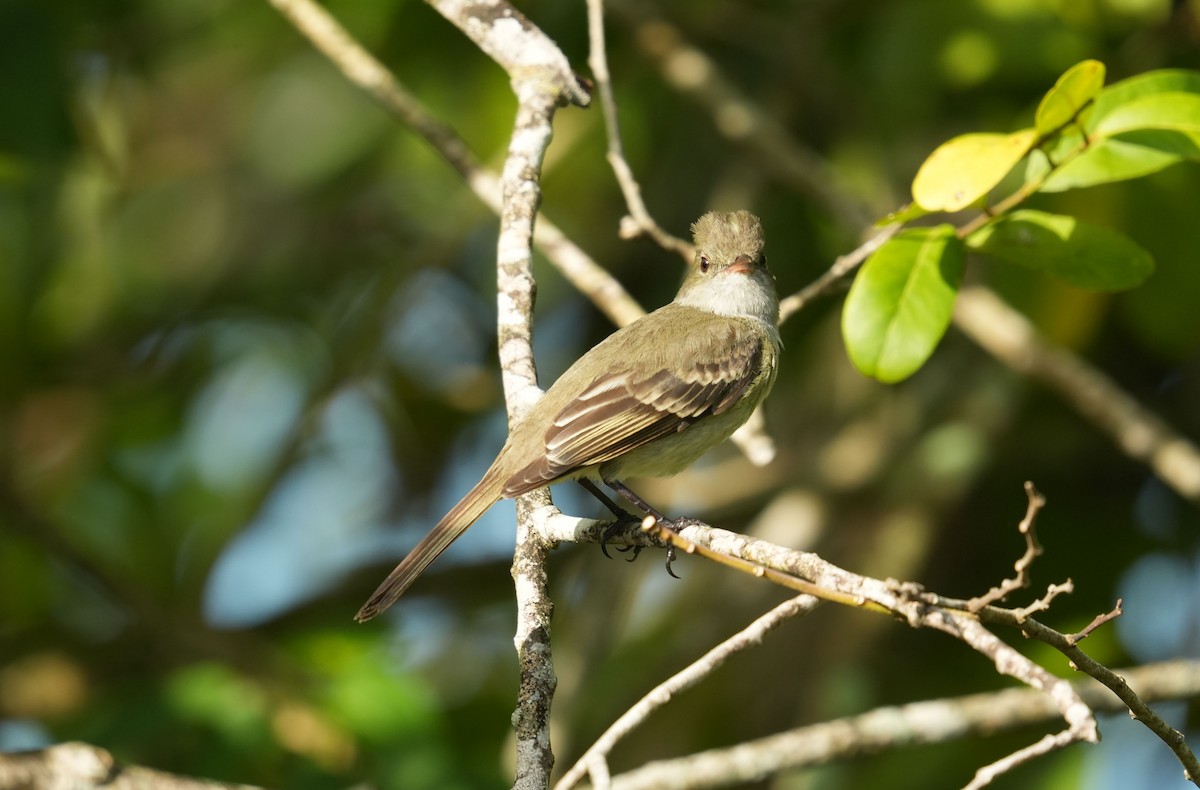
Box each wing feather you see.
[502,322,765,496]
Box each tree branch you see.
[554,594,819,790]
[585,0,691,260]
[421,2,589,784]
[777,224,899,321]
[954,286,1200,505]
[601,660,1200,790]
[620,482,1200,785]
[265,0,643,329]
[0,742,262,790]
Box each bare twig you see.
[965,728,1094,790]
[1069,599,1124,645]
[609,0,874,231]
[914,576,1199,782]
[968,481,1046,611]
[601,660,1200,790]
[778,224,899,322]
[1012,580,1075,621]
[554,594,819,790]
[585,0,692,260]
[1007,613,1200,784]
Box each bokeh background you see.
[2,0,1199,787]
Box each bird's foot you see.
[653,517,704,579]
[600,512,645,562]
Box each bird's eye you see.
[699,255,710,273]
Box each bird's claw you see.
[600,512,696,580]
[600,512,639,560]
[665,544,680,578]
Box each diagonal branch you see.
[265,0,643,329]
[955,286,1200,505]
[554,594,819,790]
[601,660,1200,790]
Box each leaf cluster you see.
[844,62,1199,382]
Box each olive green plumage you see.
[356,211,779,621]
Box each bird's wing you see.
[502,322,765,496]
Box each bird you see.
[356,210,780,621]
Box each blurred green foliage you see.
[1,0,1199,788]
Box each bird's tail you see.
[355,471,504,622]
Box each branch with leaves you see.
[615,1,1200,509]
[842,61,1196,384]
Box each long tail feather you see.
[355,473,503,622]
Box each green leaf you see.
[1093,92,1200,137]
[1035,60,1105,136]
[1116,127,1200,159]
[1040,137,1183,191]
[1088,69,1200,130]
[842,225,965,383]
[1030,76,1200,191]
[912,129,1037,212]
[966,209,1154,291]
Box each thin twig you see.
[964,728,1081,790]
[967,481,1046,611]
[601,660,1200,790]
[1008,614,1200,784]
[1068,599,1124,645]
[609,0,875,232]
[778,223,899,322]
[586,0,692,261]
[554,595,819,790]
[1012,580,1074,621]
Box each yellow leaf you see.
[1035,60,1106,136]
[912,129,1037,212]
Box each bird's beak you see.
[726,254,756,275]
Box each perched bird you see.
[356,210,780,621]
